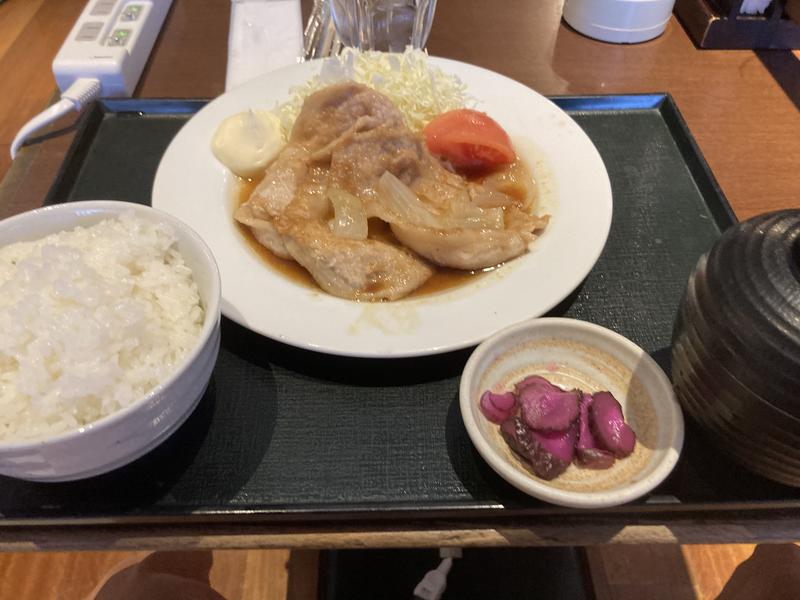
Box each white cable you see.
[10,77,101,159]
[413,548,462,600]
[439,547,462,559]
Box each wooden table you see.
[0,0,799,551]
[3,0,799,221]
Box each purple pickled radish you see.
[500,418,575,480]
[500,418,538,460]
[576,447,616,470]
[515,374,557,394]
[589,391,637,458]
[534,428,577,465]
[479,390,517,424]
[519,383,580,432]
[576,393,597,451]
[527,425,576,480]
[576,394,615,468]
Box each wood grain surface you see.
[0,6,799,600]
[1,543,799,599]
[2,0,799,220]
[3,511,800,552]
[0,549,319,600]
[0,0,86,179]
[587,543,800,600]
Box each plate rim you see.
[153,56,613,358]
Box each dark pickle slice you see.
[500,417,574,480]
[589,391,637,458]
[518,378,580,432]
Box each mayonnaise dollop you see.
[211,110,285,178]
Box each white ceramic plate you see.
[153,58,612,357]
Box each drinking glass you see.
[330,0,437,52]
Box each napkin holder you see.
[675,0,800,48]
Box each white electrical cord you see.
[413,547,462,600]
[10,77,102,159]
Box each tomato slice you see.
[423,109,516,170]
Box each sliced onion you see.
[328,188,368,240]
[448,202,505,230]
[376,172,504,230]
[376,171,442,228]
[482,161,536,210]
[469,185,516,209]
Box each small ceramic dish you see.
[460,317,683,508]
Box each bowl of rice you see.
[0,200,221,481]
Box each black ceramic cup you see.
[672,210,800,487]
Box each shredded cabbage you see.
[276,48,472,134]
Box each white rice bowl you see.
[0,212,203,441]
[0,201,221,481]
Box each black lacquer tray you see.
[1,94,796,526]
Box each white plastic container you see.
[562,0,676,44]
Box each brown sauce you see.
[233,177,505,300]
[237,219,318,289]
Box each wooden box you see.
[675,0,800,48]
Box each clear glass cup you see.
[330,0,437,52]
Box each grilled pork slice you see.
[280,221,433,301]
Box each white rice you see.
[0,212,204,443]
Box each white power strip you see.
[54,0,172,97]
[10,0,172,158]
